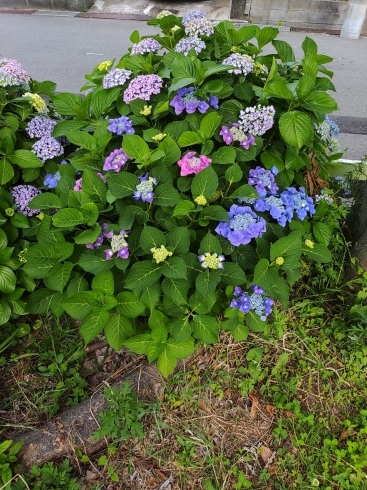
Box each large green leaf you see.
[28,193,62,210]
[140,226,166,253]
[116,291,146,318]
[161,257,187,279]
[91,87,121,118]
[44,262,74,293]
[303,243,332,263]
[191,166,218,199]
[157,347,177,377]
[192,315,219,344]
[199,112,222,139]
[0,266,16,294]
[91,270,114,295]
[62,291,100,319]
[279,111,312,149]
[0,157,14,185]
[166,227,191,254]
[195,270,221,298]
[105,313,134,351]
[122,134,150,161]
[66,131,97,151]
[302,91,338,114]
[80,309,109,344]
[107,172,139,199]
[178,131,203,147]
[52,208,86,227]
[9,150,42,168]
[125,261,162,291]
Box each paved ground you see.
[0,10,366,160]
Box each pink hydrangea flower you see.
[177,151,211,176]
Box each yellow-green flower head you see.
[152,133,167,142]
[157,9,173,18]
[194,195,207,206]
[275,256,284,265]
[36,212,45,220]
[23,92,48,113]
[150,245,173,263]
[5,208,14,217]
[18,249,28,263]
[140,105,152,116]
[231,46,241,52]
[252,61,268,76]
[198,252,225,270]
[97,60,112,72]
[305,239,314,249]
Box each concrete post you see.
[230,0,246,19]
[340,0,367,39]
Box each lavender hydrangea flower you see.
[107,116,135,135]
[131,38,160,55]
[102,68,132,89]
[44,171,61,189]
[86,223,114,249]
[103,149,131,172]
[238,105,275,136]
[10,185,41,216]
[182,10,206,26]
[219,124,256,149]
[26,116,57,139]
[0,58,31,85]
[248,166,279,198]
[230,285,274,320]
[133,174,158,203]
[123,74,164,104]
[105,230,130,260]
[32,136,64,163]
[185,18,214,37]
[175,37,206,56]
[281,187,316,220]
[170,87,218,115]
[215,204,266,246]
[0,70,17,87]
[222,53,254,75]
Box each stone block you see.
[324,11,346,26]
[307,10,328,23]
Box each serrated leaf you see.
[191,166,218,199]
[44,262,73,292]
[122,134,150,161]
[125,261,162,291]
[166,227,190,254]
[195,270,221,297]
[124,334,151,354]
[170,317,191,341]
[303,243,332,263]
[62,291,100,319]
[153,184,181,207]
[0,266,16,294]
[107,172,140,199]
[80,310,109,344]
[116,291,146,318]
[28,192,62,210]
[140,226,166,253]
[157,347,177,377]
[66,131,97,151]
[246,310,267,332]
[105,313,134,350]
[192,315,219,343]
[9,149,42,168]
[161,256,187,279]
[0,157,14,185]
[52,208,85,227]
[221,262,246,285]
[92,270,114,295]
[279,111,312,149]
[313,221,332,246]
[166,338,195,359]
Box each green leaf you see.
[52,208,86,227]
[122,134,150,161]
[200,206,229,222]
[260,151,285,172]
[153,184,181,207]
[28,192,62,210]
[67,276,89,296]
[162,278,189,306]
[116,291,146,318]
[80,309,109,344]
[124,334,151,355]
[105,314,134,350]
[166,338,195,359]
[9,149,42,168]
[74,225,101,245]
[157,347,177,377]
[225,163,243,183]
[313,222,332,246]
[107,172,140,199]
[191,166,218,199]
[233,83,255,102]
[256,26,279,49]
[199,232,222,255]
[210,146,236,164]
[272,40,296,62]
[66,131,97,151]
[44,262,73,292]
[173,200,195,217]
[302,36,318,56]
[199,112,222,139]
[52,120,87,138]
[0,157,14,185]
[78,250,114,275]
[230,184,259,199]
[170,317,191,341]
[140,226,166,253]
[0,266,16,293]
[157,136,181,166]
[303,243,332,263]
[92,270,114,295]
[166,227,190,254]
[91,87,121,118]
[178,131,203,147]
[125,261,162,291]
[26,289,57,314]
[192,315,219,344]
[302,91,338,114]
[62,291,100,319]
[82,171,107,203]
[10,213,30,228]
[195,270,221,297]
[246,311,267,332]
[161,257,187,279]
[270,233,302,261]
[279,111,312,149]
[221,263,246,285]
[296,74,315,99]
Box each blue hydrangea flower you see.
[215,204,266,246]
[248,166,279,198]
[170,87,218,115]
[230,285,274,320]
[133,174,158,203]
[44,171,61,189]
[107,116,135,136]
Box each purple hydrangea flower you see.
[44,171,61,189]
[222,53,254,75]
[219,124,256,149]
[26,116,57,139]
[131,38,161,55]
[215,204,266,246]
[105,230,130,260]
[0,58,30,84]
[123,74,164,104]
[102,68,132,89]
[103,148,131,172]
[230,285,274,320]
[182,10,206,26]
[107,116,135,136]
[86,223,114,249]
[248,166,279,198]
[239,105,275,136]
[185,18,214,37]
[170,87,218,115]
[133,174,158,203]
[175,37,206,56]
[32,136,64,163]
[281,187,316,220]
[10,185,41,216]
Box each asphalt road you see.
[1,12,366,159]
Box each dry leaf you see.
[265,404,274,414]
[259,445,272,464]
[268,464,279,475]
[249,392,259,418]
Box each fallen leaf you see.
[86,471,98,482]
[265,404,274,414]
[259,445,272,464]
[268,464,279,475]
[249,392,259,418]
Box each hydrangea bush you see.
[0,15,342,375]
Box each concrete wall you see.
[239,0,367,35]
[0,0,94,11]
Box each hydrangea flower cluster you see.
[32,136,64,163]
[170,87,218,115]
[0,70,18,87]
[177,152,211,176]
[219,125,256,149]
[182,10,206,25]
[105,231,129,259]
[22,93,48,113]
[133,174,158,203]
[198,252,225,269]
[230,285,274,320]
[107,116,135,135]
[248,166,279,197]
[215,205,267,246]
[222,53,254,75]
[151,245,173,263]
[316,116,340,153]
[97,61,112,72]
[131,38,160,55]
[86,223,114,249]
[123,74,164,103]
[238,105,275,136]
[10,185,41,217]
[157,9,173,18]
[44,171,61,189]
[333,175,351,196]
[185,18,214,37]
[102,68,132,89]
[26,116,57,139]
[175,37,206,56]
[103,149,131,172]
[314,189,334,205]
[0,58,31,85]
